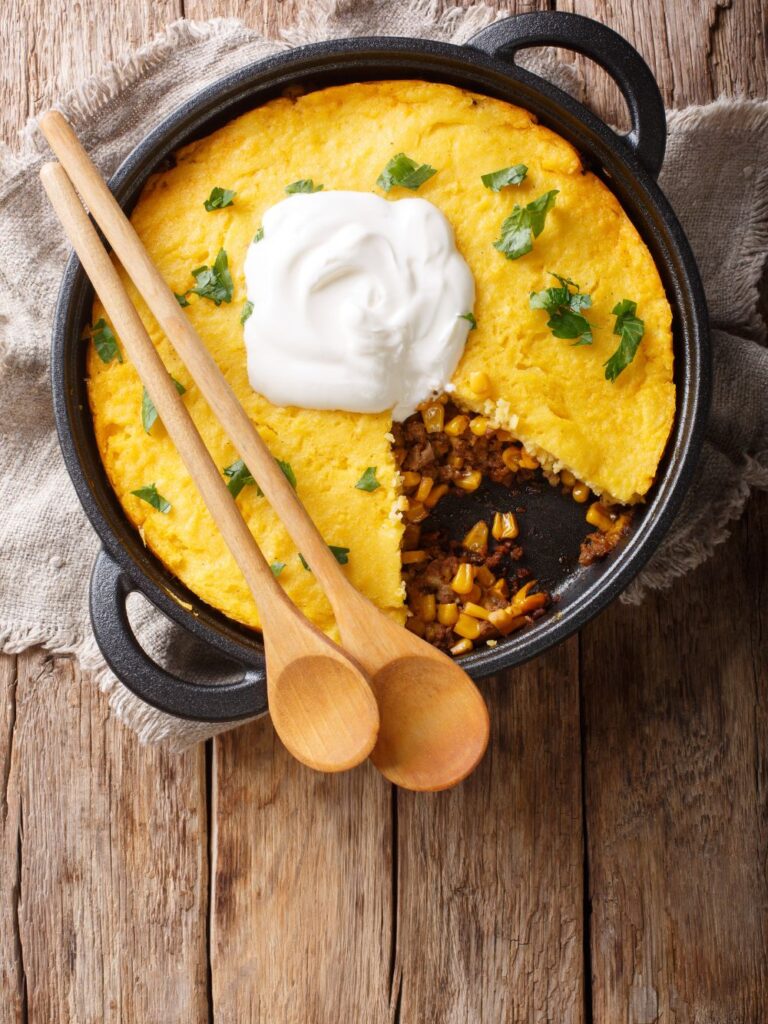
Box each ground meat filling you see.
[394,399,633,656]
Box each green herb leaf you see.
[529,272,593,346]
[142,376,186,434]
[175,292,191,307]
[178,248,234,306]
[89,318,123,364]
[276,459,297,490]
[203,187,236,211]
[285,179,323,194]
[240,300,254,325]
[253,226,264,242]
[270,561,286,577]
[298,553,310,571]
[355,467,381,492]
[494,189,559,260]
[459,311,477,331]
[329,545,350,565]
[131,483,171,513]
[604,299,645,381]
[376,153,437,192]
[223,459,258,499]
[481,164,528,191]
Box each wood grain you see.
[0,654,24,1024]
[394,642,584,1023]
[210,719,392,1023]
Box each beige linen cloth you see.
[1,0,766,748]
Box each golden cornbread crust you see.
[87,80,675,635]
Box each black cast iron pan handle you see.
[468,12,667,178]
[90,547,267,722]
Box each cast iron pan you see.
[51,13,710,722]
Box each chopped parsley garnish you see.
[177,248,233,306]
[131,483,171,513]
[376,153,437,192]
[253,226,264,242]
[604,299,645,381]
[89,318,122,364]
[240,300,254,325]
[142,376,186,434]
[223,459,257,499]
[329,545,350,565]
[355,467,381,492]
[494,189,559,260]
[459,311,477,331]
[530,273,593,346]
[299,552,310,571]
[285,179,323,194]
[276,459,297,490]
[203,187,236,211]
[481,164,528,191]
[270,561,286,577]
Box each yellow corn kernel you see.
[437,602,460,626]
[454,613,482,640]
[425,483,449,508]
[463,602,490,620]
[421,402,445,433]
[416,593,436,623]
[509,581,548,616]
[492,511,519,541]
[519,450,539,470]
[450,562,475,594]
[488,608,527,636]
[447,453,464,469]
[450,638,474,656]
[415,476,434,503]
[401,523,422,550]
[456,470,483,492]
[401,470,421,490]
[560,469,576,488]
[474,564,496,587]
[463,520,489,555]
[586,502,615,532]
[469,371,490,396]
[401,549,427,565]
[572,482,590,504]
[491,578,509,598]
[466,583,482,604]
[496,429,513,442]
[502,447,520,472]
[405,501,429,523]
[406,617,426,637]
[469,416,489,436]
[444,414,469,436]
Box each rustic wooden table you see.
[1,1,766,1021]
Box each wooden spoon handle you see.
[40,110,349,600]
[40,160,289,618]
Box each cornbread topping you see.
[242,190,475,420]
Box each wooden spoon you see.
[40,111,490,790]
[40,160,379,775]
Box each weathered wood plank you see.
[210,719,393,1023]
[8,650,208,1023]
[395,641,584,1023]
[0,653,24,1024]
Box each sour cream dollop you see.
[243,190,475,420]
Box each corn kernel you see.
[450,562,475,594]
[466,584,482,604]
[450,638,474,656]
[416,593,436,623]
[462,520,489,555]
[463,602,490,620]
[421,403,444,433]
[560,469,576,488]
[509,581,548,616]
[492,511,519,541]
[469,416,488,436]
[488,608,527,636]
[401,523,422,549]
[455,470,483,492]
[454,613,482,640]
[586,502,615,532]
[496,429,513,442]
[490,578,509,598]
[401,470,421,490]
[519,450,538,470]
[406,617,426,637]
[502,447,520,472]
[474,564,495,587]
[401,549,427,565]
[444,414,469,436]
[447,453,465,469]
[425,483,449,508]
[405,500,429,523]
[415,476,434,503]
[572,482,590,504]
[437,602,460,626]
[469,371,490,396]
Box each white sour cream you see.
[243,190,475,420]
